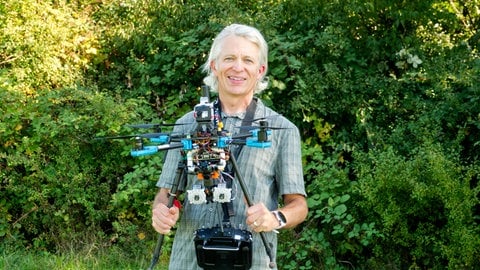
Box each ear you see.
[210,61,218,75]
[257,64,266,79]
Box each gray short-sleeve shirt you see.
[156,98,306,269]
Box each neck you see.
[218,94,253,114]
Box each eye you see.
[244,57,255,64]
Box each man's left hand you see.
[246,203,278,232]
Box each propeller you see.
[126,122,190,129]
[96,133,170,140]
[236,120,290,131]
[126,122,192,133]
[241,114,282,124]
[237,126,290,131]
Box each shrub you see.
[353,144,480,269]
[278,144,383,269]
[1,1,479,269]
[0,86,149,250]
[0,0,100,94]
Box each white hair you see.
[202,24,269,94]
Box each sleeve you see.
[275,121,307,197]
[156,112,195,189]
[156,147,182,189]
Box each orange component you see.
[211,171,220,179]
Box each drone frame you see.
[98,86,283,269]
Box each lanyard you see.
[213,97,258,222]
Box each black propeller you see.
[241,114,282,124]
[126,122,191,133]
[96,133,169,140]
[236,120,290,131]
[126,122,190,129]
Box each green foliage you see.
[90,0,281,122]
[0,243,163,270]
[278,144,383,269]
[109,154,170,254]
[0,86,149,250]
[354,144,480,268]
[1,0,479,269]
[0,0,100,94]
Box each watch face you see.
[278,211,287,223]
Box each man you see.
[152,23,307,269]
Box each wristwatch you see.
[272,210,287,229]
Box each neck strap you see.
[213,98,258,223]
[213,98,258,134]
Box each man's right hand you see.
[152,202,180,234]
[152,188,181,234]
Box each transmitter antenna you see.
[200,85,210,104]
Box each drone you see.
[97,86,287,270]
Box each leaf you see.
[334,204,347,216]
[328,197,334,207]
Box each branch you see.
[0,54,20,66]
[12,204,39,228]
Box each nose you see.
[232,59,243,71]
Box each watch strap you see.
[272,210,287,229]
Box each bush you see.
[1,0,479,269]
[0,0,100,94]
[354,144,480,269]
[278,144,383,269]
[0,86,149,250]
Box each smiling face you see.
[211,35,266,100]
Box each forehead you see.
[219,35,260,57]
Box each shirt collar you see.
[222,111,246,120]
[218,97,261,121]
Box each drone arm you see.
[157,143,184,151]
[229,154,276,269]
[130,143,184,157]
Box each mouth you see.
[228,76,246,81]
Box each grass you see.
[0,244,170,270]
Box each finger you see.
[246,207,263,225]
[246,215,257,226]
[152,207,177,233]
[152,218,172,234]
[246,203,265,215]
[250,218,264,231]
[152,212,177,234]
[253,222,263,232]
[168,206,180,220]
[154,204,177,219]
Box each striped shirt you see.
[157,98,306,270]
